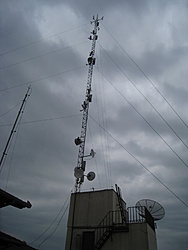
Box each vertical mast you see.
[0,85,31,173]
[74,15,103,192]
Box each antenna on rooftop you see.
[74,15,103,192]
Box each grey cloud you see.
[0,1,188,250]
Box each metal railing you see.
[94,206,155,249]
[94,210,128,248]
[127,206,155,231]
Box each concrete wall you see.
[103,223,157,250]
[65,189,157,250]
[147,224,157,250]
[65,189,125,250]
[67,189,125,227]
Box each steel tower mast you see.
[74,15,103,192]
[0,85,31,173]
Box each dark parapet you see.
[0,231,36,250]
[0,188,32,209]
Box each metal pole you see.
[0,85,31,172]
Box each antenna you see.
[0,85,31,174]
[74,15,103,192]
[87,171,95,181]
[135,199,165,221]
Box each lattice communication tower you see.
[74,15,103,192]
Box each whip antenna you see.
[0,85,31,173]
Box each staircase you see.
[94,186,129,249]
[94,210,128,249]
[115,184,127,224]
[95,226,113,249]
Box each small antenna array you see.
[74,15,103,192]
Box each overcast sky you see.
[0,0,188,249]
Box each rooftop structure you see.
[65,188,159,250]
[0,231,36,250]
[0,188,32,209]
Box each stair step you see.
[95,228,112,249]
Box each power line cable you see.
[0,65,85,92]
[89,115,188,208]
[98,43,188,151]
[94,49,112,187]
[0,23,88,57]
[93,75,108,186]
[96,67,188,169]
[88,122,102,188]
[29,192,70,246]
[0,114,81,128]
[0,41,88,71]
[38,205,69,249]
[0,101,22,118]
[102,23,188,130]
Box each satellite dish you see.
[87,171,95,181]
[74,167,84,178]
[135,199,165,221]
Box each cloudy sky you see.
[0,0,188,249]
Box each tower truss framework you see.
[74,15,103,192]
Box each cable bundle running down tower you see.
[74,15,103,192]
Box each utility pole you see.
[74,15,103,192]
